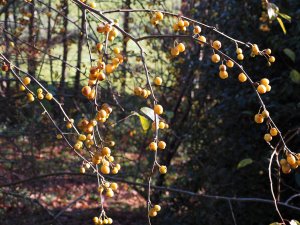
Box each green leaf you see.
[283,48,296,62]
[276,17,286,34]
[138,115,150,131]
[290,70,300,84]
[278,12,291,22]
[269,223,281,225]
[237,158,253,169]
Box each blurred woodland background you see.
[0,0,300,225]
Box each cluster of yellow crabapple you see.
[149,11,296,177]
[81,46,124,99]
[134,76,163,99]
[146,103,168,175]
[97,22,119,42]
[3,3,295,223]
[2,46,121,223]
[280,153,300,174]
[149,204,162,217]
[150,11,164,25]
[134,86,151,99]
[17,75,54,102]
[92,212,114,225]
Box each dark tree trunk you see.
[121,0,131,93]
[47,0,54,86]
[59,0,69,101]
[3,5,10,94]
[74,8,85,95]
[27,0,37,77]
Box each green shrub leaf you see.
[237,158,253,169]
[290,70,300,84]
[283,48,295,62]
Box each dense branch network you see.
[0,1,299,225]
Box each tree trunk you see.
[121,0,131,93]
[46,0,54,86]
[74,8,85,95]
[59,0,69,101]
[27,0,37,77]
[3,5,10,94]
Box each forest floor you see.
[1,177,148,225]
[0,144,149,225]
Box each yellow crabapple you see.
[155,11,163,20]
[270,128,278,136]
[193,25,201,34]
[89,2,96,8]
[149,208,157,217]
[45,93,53,100]
[37,93,44,100]
[106,188,114,197]
[252,44,259,55]
[238,73,247,82]
[254,114,264,124]
[219,71,228,79]
[257,84,267,94]
[19,85,26,91]
[264,133,272,142]
[265,49,272,55]
[211,54,221,63]
[177,43,185,53]
[101,165,110,174]
[226,60,234,68]
[27,93,34,102]
[37,88,43,94]
[56,134,63,139]
[154,76,162,86]
[96,43,103,51]
[236,48,243,54]
[101,147,111,156]
[110,182,118,190]
[81,86,91,97]
[260,78,269,86]
[178,20,184,27]
[159,165,167,174]
[282,164,291,174]
[261,110,269,118]
[154,205,161,211]
[93,217,99,224]
[183,20,189,27]
[198,35,206,44]
[159,121,165,129]
[287,154,296,165]
[171,47,180,56]
[158,141,166,150]
[154,104,163,115]
[149,142,158,151]
[237,53,244,61]
[23,77,31,86]
[269,56,275,63]
[113,47,120,54]
[219,64,226,71]
[80,166,85,173]
[212,40,222,50]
